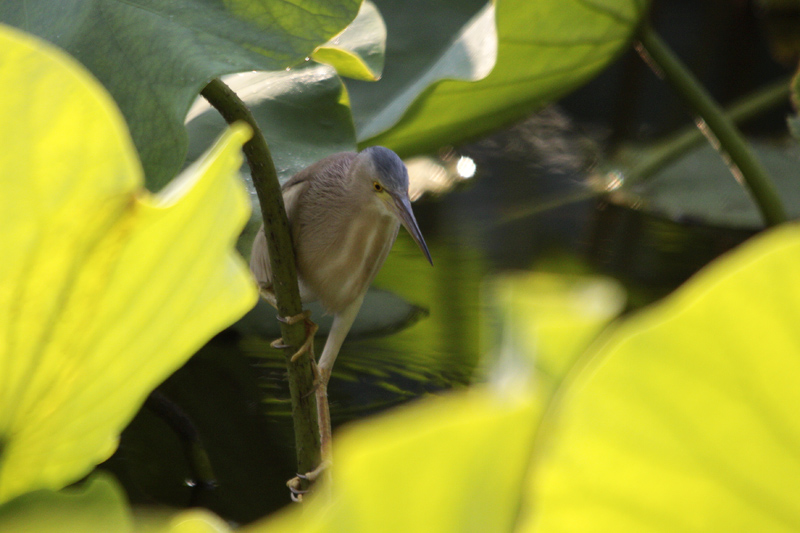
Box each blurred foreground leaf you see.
[0,474,131,533]
[0,472,235,533]
[491,272,626,397]
[248,387,539,533]
[0,25,257,503]
[527,223,800,531]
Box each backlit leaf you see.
[247,387,539,533]
[0,25,257,503]
[0,474,131,533]
[526,223,800,531]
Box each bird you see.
[250,146,432,469]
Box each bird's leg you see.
[284,298,364,501]
[315,297,365,464]
[258,282,278,308]
[285,380,333,503]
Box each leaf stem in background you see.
[201,78,321,489]
[622,76,791,185]
[636,23,788,227]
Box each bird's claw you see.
[286,461,331,502]
[278,309,313,326]
[287,477,308,502]
[270,310,319,363]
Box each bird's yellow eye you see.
[373,181,384,192]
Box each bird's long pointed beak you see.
[395,195,433,265]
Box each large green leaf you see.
[526,223,800,531]
[185,63,357,184]
[0,0,361,189]
[312,0,385,82]
[0,24,257,503]
[184,1,388,185]
[353,0,648,155]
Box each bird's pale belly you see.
[297,216,399,314]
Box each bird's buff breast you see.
[297,214,399,314]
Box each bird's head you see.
[351,146,433,265]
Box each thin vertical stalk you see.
[201,78,321,488]
[636,23,788,226]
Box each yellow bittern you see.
[250,146,432,487]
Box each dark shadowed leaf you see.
[0,0,360,188]
[350,0,648,156]
[185,63,357,184]
[313,0,386,82]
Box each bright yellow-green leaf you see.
[0,472,233,533]
[491,272,626,396]
[247,386,540,533]
[0,25,257,503]
[312,0,386,81]
[133,508,234,533]
[0,473,132,533]
[526,223,800,531]
[161,510,233,533]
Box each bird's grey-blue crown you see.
[364,146,408,191]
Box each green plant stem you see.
[201,78,321,487]
[636,24,788,227]
[624,76,791,184]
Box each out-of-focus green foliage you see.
[0,473,238,533]
[245,386,540,533]
[243,221,800,532]
[788,69,800,140]
[4,0,797,531]
[490,272,627,398]
[627,142,800,227]
[527,222,800,532]
[0,24,256,504]
[0,474,131,533]
[353,0,649,155]
[0,0,361,188]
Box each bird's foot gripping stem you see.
[286,460,331,502]
[271,310,319,363]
